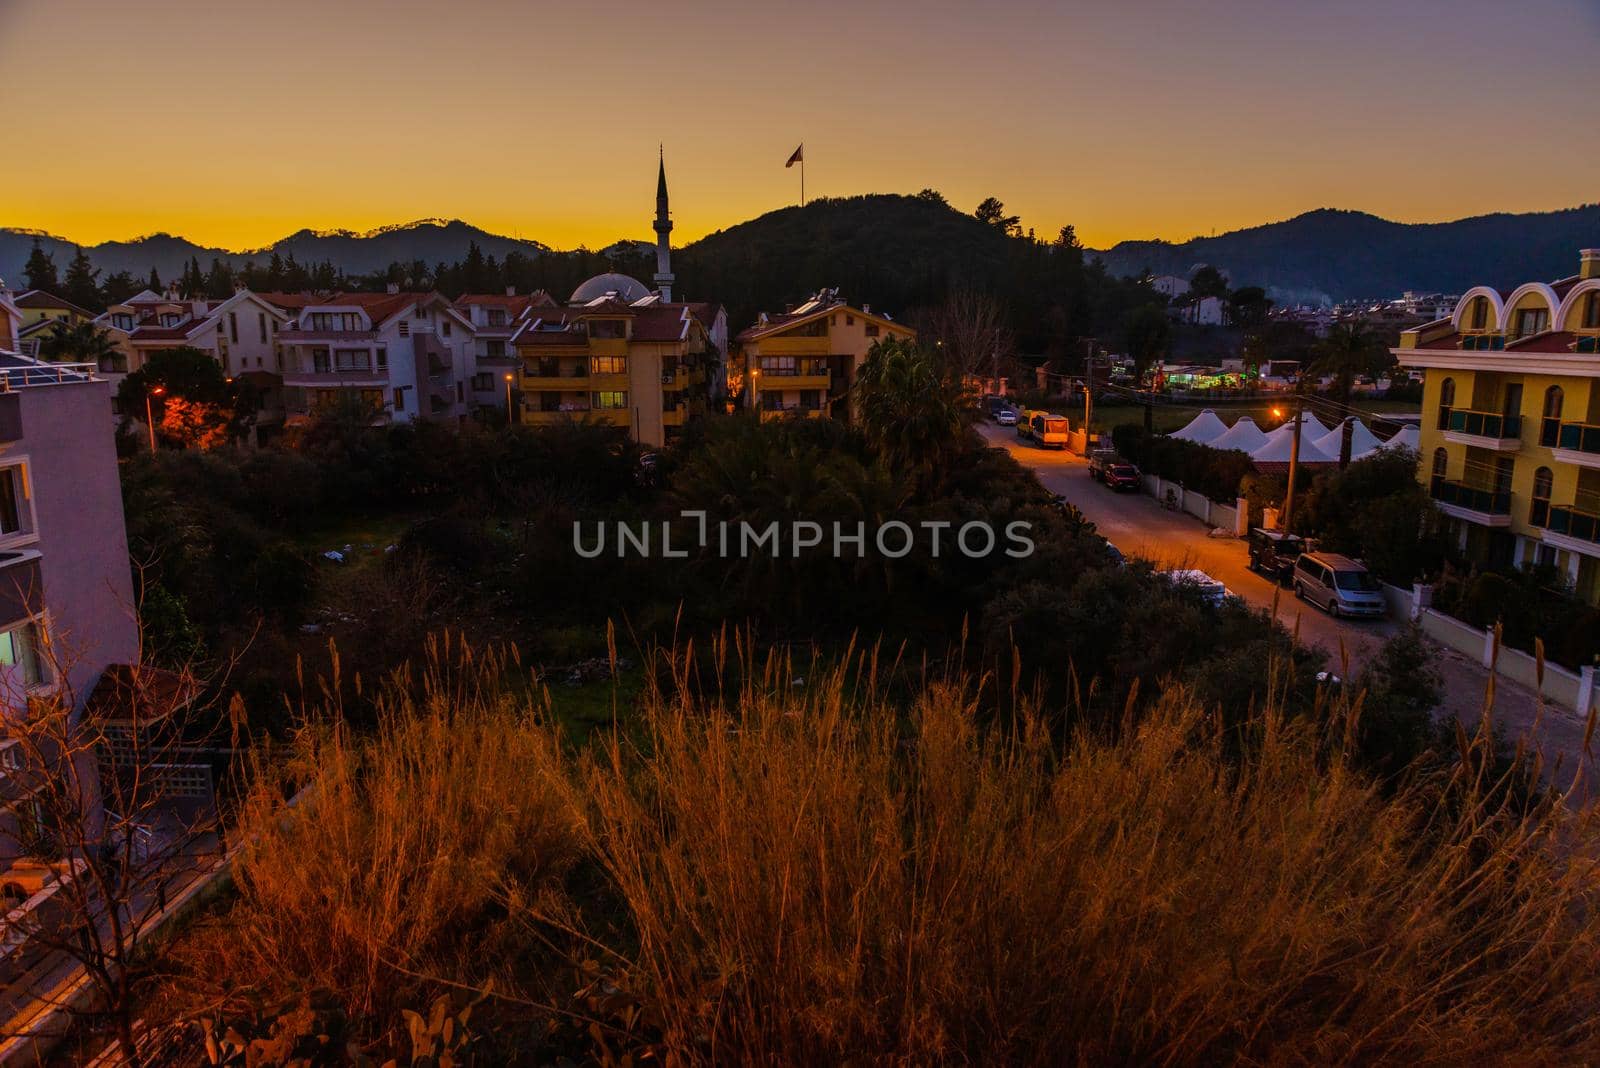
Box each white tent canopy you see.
[1363,423,1421,457]
[1209,416,1269,454]
[1312,418,1381,459]
[1251,431,1338,465]
[1260,412,1333,450]
[1169,409,1229,445]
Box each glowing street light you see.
[145,385,166,453]
[504,373,515,427]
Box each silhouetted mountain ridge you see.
[4,202,1597,304]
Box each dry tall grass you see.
[580,639,1600,1066]
[184,636,1600,1065]
[217,638,583,1023]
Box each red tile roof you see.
[256,291,323,311]
[83,663,200,725]
[631,306,693,342]
[13,290,94,317]
[130,320,210,341]
[1506,330,1579,353]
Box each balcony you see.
[1442,409,1521,451]
[759,404,828,422]
[523,408,630,427]
[1542,504,1600,558]
[282,367,387,388]
[1431,478,1512,527]
[1552,422,1600,469]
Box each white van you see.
[1292,553,1386,618]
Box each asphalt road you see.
[980,423,1595,794]
[979,424,1397,665]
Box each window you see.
[471,373,494,391]
[333,349,371,372]
[457,382,464,402]
[1531,466,1553,527]
[398,321,410,337]
[360,389,384,410]
[1513,307,1550,338]
[394,388,405,412]
[865,324,880,337]
[442,320,452,338]
[0,621,43,688]
[376,348,388,370]
[0,465,25,536]
[760,355,797,375]
[845,315,855,326]
[111,313,133,330]
[589,319,627,339]
[415,306,428,320]
[485,340,506,358]
[1585,292,1600,330]
[1541,386,1564,446]
[590,356,627,375]
[591,390,628,409]
[1470,296,1489,330]
[488,309,507,327]
[1430,447,1448,491]
[799,389,822,411]
[228,312,238,343]
[258,312,268,343]
[1436,377,1455,430]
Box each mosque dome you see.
[570,272,652,304]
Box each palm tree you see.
[40,320,123,373]
[852,338,973,489]
[1310,321,1391,410]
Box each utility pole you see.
[1082,356,1095,455]
[1281,379,1305,535]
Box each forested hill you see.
[1091,206,1600,304]
[6,199,1597,315]
[675,194,1018,324]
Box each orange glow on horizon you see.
[3,0,1596,255]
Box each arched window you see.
[1437,377,1456,430]
[1430,447,1448,495]
[1530,466,1553,527]
[1470,296,1489,331]
[1541,385,1564,446]
[1585,291,1600,330]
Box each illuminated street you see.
[980,423,1595,796]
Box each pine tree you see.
[180,257,204,298]
[62,246,103,311]
[148,267,162,293]
[23,238,58,292]
[204,258,234,300]
[101,271,140,306]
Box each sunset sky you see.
[3,0,1596,252]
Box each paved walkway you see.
[980,424,1596,796]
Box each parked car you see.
[996,407,1018,426]
[1089,451,1140,490]
[1292,552,1386,618]
[1247,527,1306,584]
[1161,568,1232,608]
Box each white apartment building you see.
[453,289,555,414]
[94,288,288,400]
[275,289,479,424]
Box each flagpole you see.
[801,156,805,206]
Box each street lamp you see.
[504,373,514,427]
[145,386,166,453]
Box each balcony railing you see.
[1431,478,1510,515]
[1447,409,1520,440]
[0,361,97,390]
[1547,505,1600,544]
[1557,422,1600,455]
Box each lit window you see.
[0,621,44,688]
[591,390,628,410]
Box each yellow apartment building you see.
[734,289,916,421]
[1396,248,1600,603]
[511,295,713,448]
